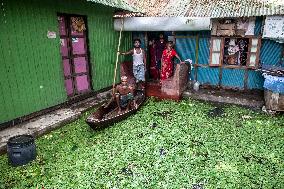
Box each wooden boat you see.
[86,90,145,129]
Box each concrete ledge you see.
[183,89,264,109]
[0,90,112,155]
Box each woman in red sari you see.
[160,42,183,80]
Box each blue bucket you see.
[263,74,284,94]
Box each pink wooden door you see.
[58,14,91,97]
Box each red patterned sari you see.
[160,49,177,80]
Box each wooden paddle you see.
[112,18,124,94]
[104,18,124,108]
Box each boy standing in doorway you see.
[155,33,166,74]
[119,39,146,90]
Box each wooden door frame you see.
[58,13,93,97]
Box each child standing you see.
[120,39,146,90]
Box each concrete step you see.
[183,89,264,109]
[0,90,111,155]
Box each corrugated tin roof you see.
[87,0,139,12]
[126,0,284,18]
[113,11,144,18]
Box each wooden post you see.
[112,18,124,94]
[194,34,199,81]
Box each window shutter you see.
[209,37,223,66]
[247,37,261,68]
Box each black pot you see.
[7,135,36,166]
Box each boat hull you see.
[86,91,145,129]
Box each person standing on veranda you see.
[155,33,166,75]
[160,41,184,81]
[149,38,159,80]
[119,38,147,90]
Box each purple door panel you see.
[71,28,84,36]
[76,75,89,91]
[64,79,73,95]
[58,16,66,35]
[60,38,68,57]
[74,57,87,73]
[63,59,71,77]
[72,38,86,55]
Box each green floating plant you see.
[0,99,283,189]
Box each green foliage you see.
[0,99,283,189]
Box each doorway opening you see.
[146,31,175,81]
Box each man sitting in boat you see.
[115,76,136,114]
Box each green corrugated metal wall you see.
[0,0,132,124]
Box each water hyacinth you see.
[0,98,283,189]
